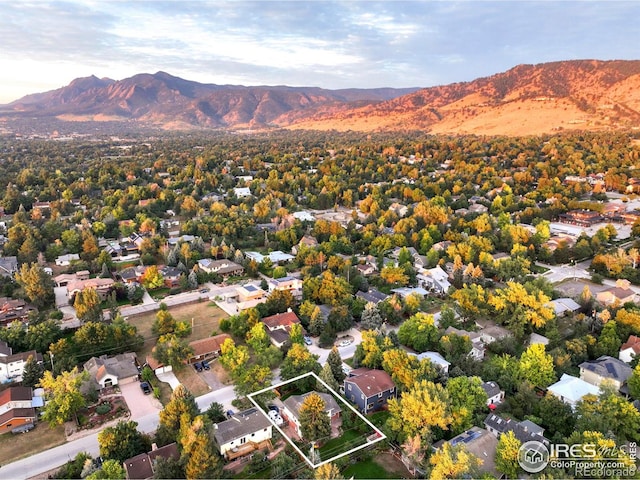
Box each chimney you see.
[151,443,158,451]
[287,308,292,313]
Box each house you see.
[83,353,139,389]
[0,386,37,434]
[484,413,548,445]
[417,266,451,294]
[158,266,181,288]
[55,253,80,266]
[0,256,17,278]
[477,324,512,345]
[66,278,115,302]
[213,408,273,460]
[356,288,389,305]
[54,270,90,287]
[579,355,633,391]
[267,276,303,298]
[262,311,303,348]
[188,333,231,364]
[390,286,429,299]
[547,374,600,409]
[344,368,396,413]
[444,326,485,360]
[123,442,179,479]
[619,335,640,363]
[529,333,550,347]
[550,298,582,316]
[558,209,604,227]
[596,279,637,306]
[233,187,252,198]
[197,259,244,277]
[292,211,315,223]
[0,341,42,383]
[236,284,267,303]
[0,298,38,327]
[409,351,451,374]
[432,427,499,478]
[355,263,377,277]
[291,235,318,255]
[282,391,342,438]
[118,265,147,284]
[481,381,504,407]
[245,251,294,264]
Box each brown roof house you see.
[188,333,232,364]
[596,279,637,306]
[0,297,38,327]
[261,311,303,347]
[433,427,499,478]
[619,335,640,364]
[123,442,179,479]
[84,353,139,389]
[0,386,36,434]
[344,368,396,413]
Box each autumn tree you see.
[86,459,126,480]
[495,431,521,479]
[246,322,270,353]
[387,380,452,442]
[152,307,177,336]
[152,334,193,370]
[380,265,409,286]
[488,281,554,339]
[446,376,488,434]
[518,344,556,388]
[382,349,439,391]
[219,338,250,376]
[299,392,331,443]
[429,442,482,480]
[98,420,152,464]
[39,367,89,426]
[156,384,199,445]
[74,287,103,323]
[314,462,344,480]
[628,363,640,399]
[15,263,55,308]
[179,415,222,479]
[141,265,165,290]
[397,312,440,352]
[280,343,321,380]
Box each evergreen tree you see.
[188,270,198,289]
[319,362,340,392]
[360,302,383,331]
[21,354,43,388]
[327,347,346,384]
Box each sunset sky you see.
[1,1,638,103]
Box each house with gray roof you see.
[0,256,17,278]
[579,355,633,392]
[282,391,341,438]
[484,413,548,445]
[213,408,273,460]
[84,352,139,389]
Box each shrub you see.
[96,403,111,415]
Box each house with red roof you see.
[619,335,640,364]
[0,386,36,434]
[344,368,396,413]
[261,311,303,347]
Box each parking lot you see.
[119,381,162,419]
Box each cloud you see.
[0,0,639,103]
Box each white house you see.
[481,381,505,407]
[245,251,294,264]
[233,187,252,198]
[55,253,80,266]
[417,266,451,294]
[409,351,451,374]
[292,211,315,222]
[0,342,42,384]
[213,408,273,460]
[547,374,600,409]
[282,391,341,438]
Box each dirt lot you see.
[0,423,66,465]
[127,301,229,398]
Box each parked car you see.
[338,339,352,347]
[267,404,279,413]
[226,410,235,418]
[199,288,210,293]
[11,423,35,434]
[268,409,284,426]
[193,361,203,372]
[140,382,152,395]
[303,335,312,345]
[201,360,211,370]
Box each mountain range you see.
[2,59,640,135]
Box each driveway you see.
[119,381,162,419]
[200,369,226,390]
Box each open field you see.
[127,301,229,398]
[0,423,66,465]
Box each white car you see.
[338,339,352,347]
[268,410,284,426]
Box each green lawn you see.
[342,458,396,479]
[319,429,365,458]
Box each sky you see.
[1,1,639,104]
